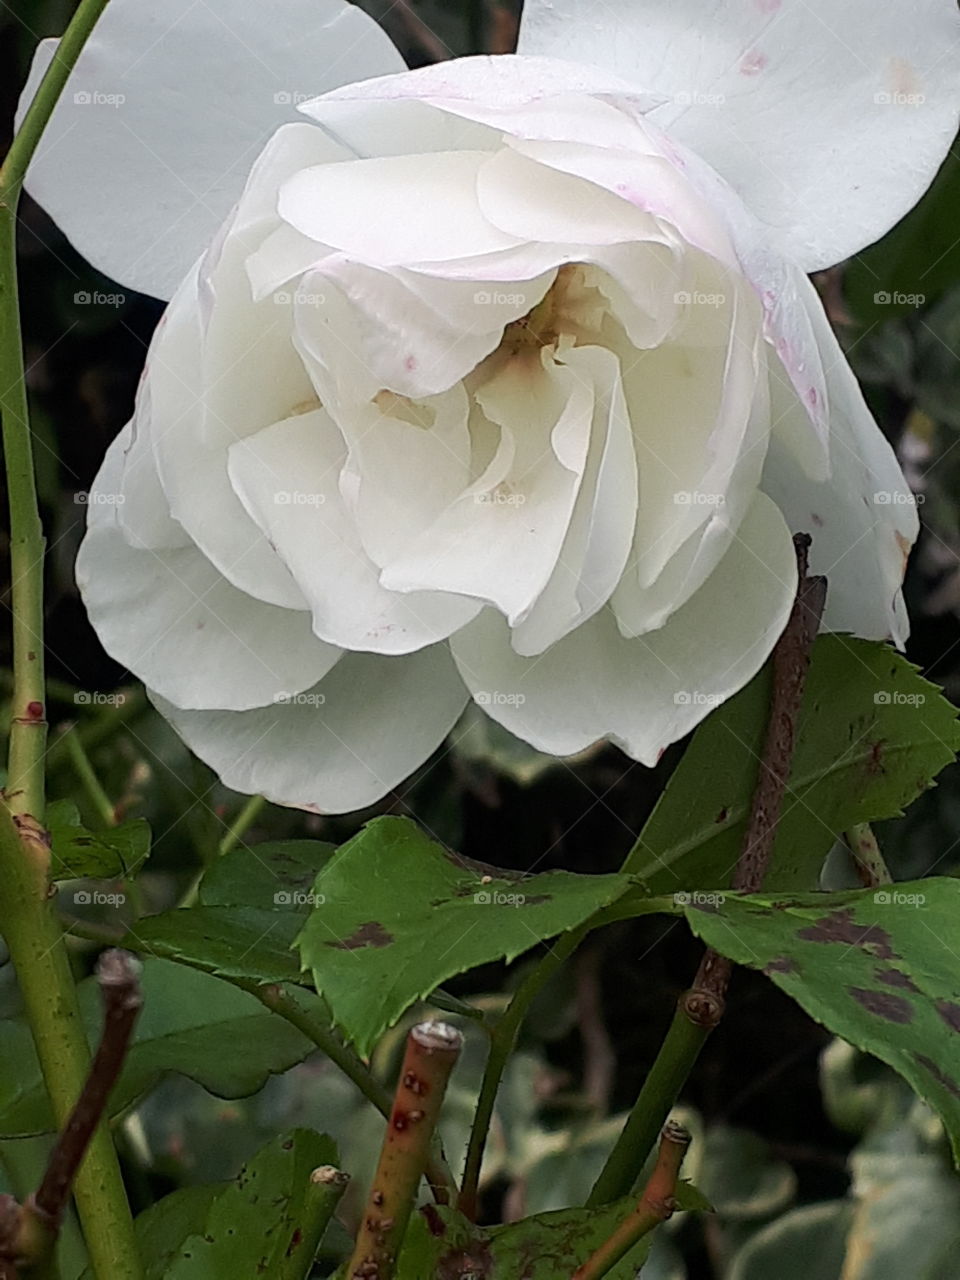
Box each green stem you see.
[0,811,141,1280]
[218,793,266,856]
[238,980,394,1116]
[63,729,115,828]
[1,2,142,1275]
[586,993,717,1207]
[458,926,586,1217]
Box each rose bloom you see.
[21,0,959,811]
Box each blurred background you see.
[2,2,960,1276]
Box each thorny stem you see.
[574,1123,691,1280]
[279,1166,350,1280]
[236,982,458,1203]
[0,1,142,1274]
[589,535,827,1206]
[347,1022,463,1280]
[846,822,893,887]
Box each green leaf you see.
[627,638,960,895]
[198,839,337,909]
[681,879,960,1161]
[728,1202,853,1280]
[297,817,647,1055]
[393,1183,707,1279]
[46,799,150,879]
[122,1131,337,1280]
[122,908,303,985]
[845,145,960,326]
[0,960,320,1137]
[160,1130,336,1279]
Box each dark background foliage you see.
[2,2,959,1275]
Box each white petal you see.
[519,3,960,270]
[17,0,404,300]
[278,151,521,266]
[760,298,918,646]
[297,254,555,400]
[510,345,637,656]
[78,429,339,712]
[451,491,797,765]
[227,410,481,654]
[151,645,468,814]
[144,257,307,610]
[381,346,593,624]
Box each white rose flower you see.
[20,0,959,812]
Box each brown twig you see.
[30,951,142,1234]
[588,535,826,1206]
[574,1123,691,1280]
[348,1022,463,1280]
[692,533,827,1003]
[0,951,142,1276]
[393,0,452,63]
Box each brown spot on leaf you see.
[715,807,729,823]
[328,921,393,951]
[867,740,887,777]
[936,1000,960,1033]
[521,894,550,906]
[285,1229,302,1257]
[875,968,919,993]
[798,909,899,960]
[765,956,799,976]
[849,987,914,1023]
[437,1241,494,1279]
[915,1053,960,1100]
